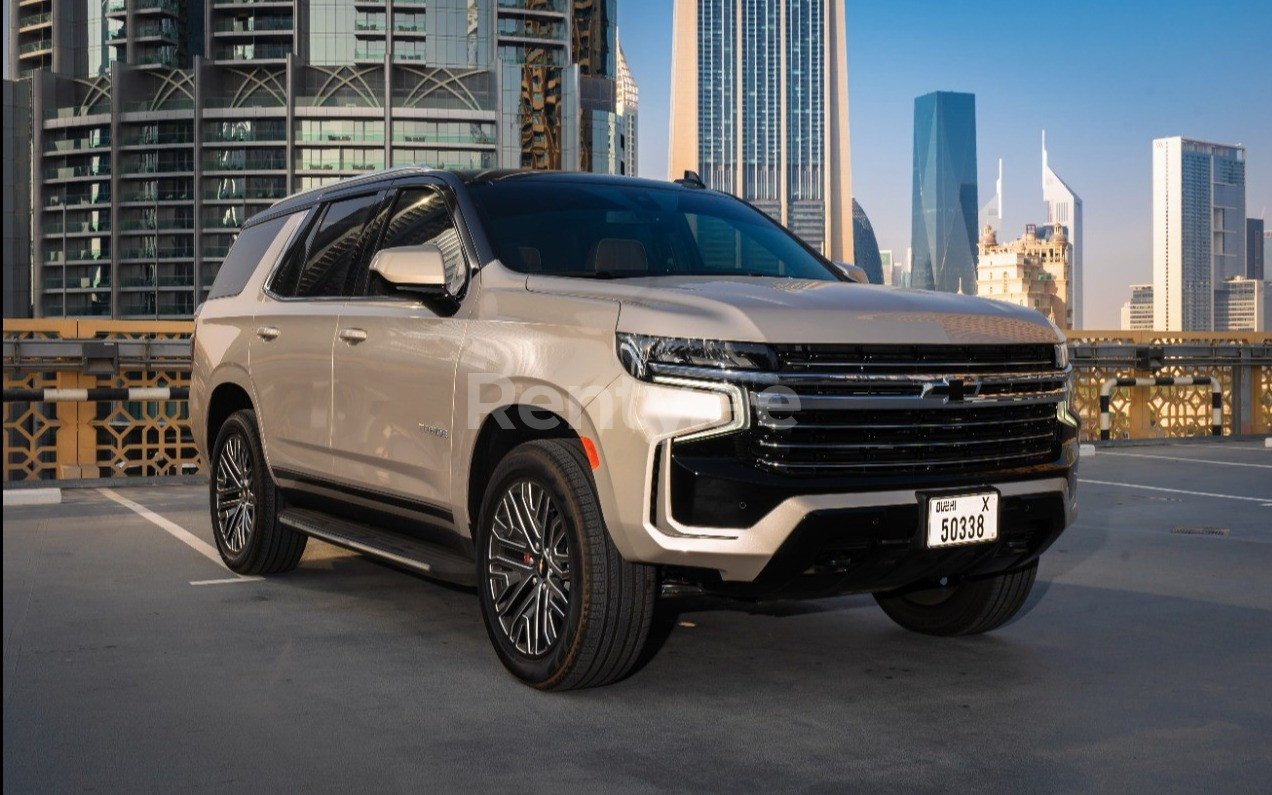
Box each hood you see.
[524,275,1062,345]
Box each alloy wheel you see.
[486,480,572,657]
[215,433,256,555]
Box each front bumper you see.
[582,376,1078,585]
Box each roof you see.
[263,168,692,220]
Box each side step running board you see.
[279,508,477,587]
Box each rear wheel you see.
[209,409,306,575]
[873,562,1038,636]
[476,439,657,690]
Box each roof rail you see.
[270,166,435,207]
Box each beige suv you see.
[192,168,1079,690]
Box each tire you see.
[476,439,657,690]
[873,561,1038,637]
[209,409,307,575]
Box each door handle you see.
[338,328,368,344]
[255,326,280,341]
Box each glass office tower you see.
[668,0,853,261]
[10,0,634,319]
[911,91,978,294]
[1152,137,1247,331]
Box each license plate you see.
[926,491,998,549]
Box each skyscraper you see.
[12,0,634,319]
[1042,132,1083,327]
[616,39,638,177]
[851,199,882,283]
[1152,137,1247,331]
[3,79,33,318]
[911,91,977,293]
[668,0,853,260]
[1120,284,1155,330]
[1248,218,1265,280]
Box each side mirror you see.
[369,244,450,299]
[833,261,870,284]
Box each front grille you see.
[773,343,1058,374]
[739,344,1065,476]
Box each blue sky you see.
[622,0,1272,327]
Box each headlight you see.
[616,333,776,381]
[1054,342,1070,370]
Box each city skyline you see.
[618,0,1271,328]
[6,0,1271,326]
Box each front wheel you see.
[873,561,1038,636]
[476,439,657,690]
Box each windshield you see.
[467,179,842,281]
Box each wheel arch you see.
[205,381,255,458]
[466,404,582,536]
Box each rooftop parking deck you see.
[4,440,1271,791]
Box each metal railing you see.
[4,323,1270,482]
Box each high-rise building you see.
[879,249,894,286]
[851,199,882,283]
[13,0,632,319]
[3,79,33,318]
[975,223,1071,328]
[979,157,1002,232]
[1120,284,1154,330]
[668,0,853,260]
[1042,132,1083,328]
[911,91,977,294]
[1152,137,1247,331]
[616,38,638,177]
[1213,277,1268,332]
[1248,218,1265,280]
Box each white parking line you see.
[97,488,251,581]
[1078,479,1270,504]
[190,577,263,586]
[1096,451,1272,469]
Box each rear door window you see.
[270,192,384,298]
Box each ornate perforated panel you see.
[1068,331,1271,441]
[3,321,200,481]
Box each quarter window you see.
[207,212,298,300]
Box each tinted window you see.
[207,214,293,299]
[365,187,467,296]
[467,181,839,281]
[272,193,382,298]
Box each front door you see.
[330,183,471,516]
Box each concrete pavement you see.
[4,440,1271,792]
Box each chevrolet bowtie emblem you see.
[921,378,981,402]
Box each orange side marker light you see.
[580,437,601,470]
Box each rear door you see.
[329,181,472,519]
[249,189,386,479]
